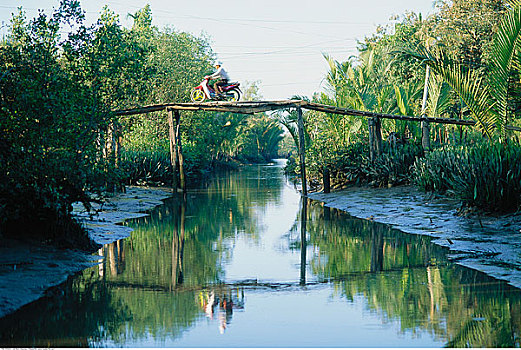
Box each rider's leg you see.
[217,81,224,94]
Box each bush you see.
[413,141,521,212]
[121,148,172,186]
[301,141,423,188]
[364,142,424,187]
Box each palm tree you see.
[402,2,521,140]
[323,47,425,148]
[271,94,311,151]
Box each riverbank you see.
[309,186,521,289]
[0,186,171,319]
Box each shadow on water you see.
[1,161,521,347]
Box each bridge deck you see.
[114,99,521,130]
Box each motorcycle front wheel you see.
[228,88,241,102]
[190,89,205,102]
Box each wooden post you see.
[300,197,308,286]
[174,110,186,193]
[323,166,330,194]
[297,107,307,196]
[115,123,125,193]
[368,118,375,161]
[167,109,179,192]
[421,119,431,151]
[374,117,383,156]
[421,65,431,151]
[368,117,382,161]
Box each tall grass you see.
[413,141,521,212]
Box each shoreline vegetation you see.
[1,0,521,308]
[280,1,521,217]
[0,0,284,249]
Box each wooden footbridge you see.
[114,100,521,196]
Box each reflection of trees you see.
[93,164,285,343]
[0,274,131,347]
[3,162,520,347]
[0,164,285,346]
[116,164,287,287]
[370,224,383,272]
[291,200,521,347]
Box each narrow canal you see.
[1,160,520,347]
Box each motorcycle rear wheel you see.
[190,89,205,102]
[229,88,241,102]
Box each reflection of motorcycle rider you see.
[208,62,230,96]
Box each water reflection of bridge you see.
[97,197,449,292]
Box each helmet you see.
[215,61,222,66]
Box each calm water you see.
[1,160,521,347]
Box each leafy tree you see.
[0,1,108,247]
[404,1,521,139]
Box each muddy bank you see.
[0,186,171,319]
[310,186,521,289]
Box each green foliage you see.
[0,1,111,247]
[236,114,284,163]
[413,141,521,212]
[304,1,521,210]
[0,0,288,245]
[402,2,521,140]
[364,142,424,186]
[303,140,423,188]
[428,0,509,70]
[120,149,172,186]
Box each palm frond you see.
[427,74,452,117]
[437,63,496,137]
[394,85,410,116]
[401,43,496,137]
[489,3,521,132]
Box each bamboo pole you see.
[296,106,307,196]
[303,102,479,126]
[114,100,521,131]
[420,65,431,151]
[421,120,431,150]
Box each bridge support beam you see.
[297,107,307,196]
[323,166,330,194]
[368,117,383,161]
[168,109,179,192]
[421,118,431,151]
[167,108,186,193]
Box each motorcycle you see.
[190,77,241,102]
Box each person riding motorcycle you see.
[208,62,230,97]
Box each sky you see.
[0,0,437,100]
